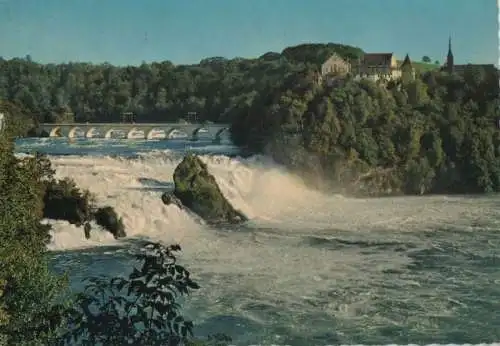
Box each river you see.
[14,136,500,345]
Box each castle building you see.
[320,51,414,85]
[321,53,351,76]
[442,36,495,74]
[354,53,400,81]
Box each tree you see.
[0,42,363,125]
[3,41,500,197]
[422,55,431,63]
[0,100,35,137]
[230,54,500,195]
[0,115,69,345]
[0,136,227,344]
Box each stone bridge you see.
[37,122,231,140]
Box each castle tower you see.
[401,54,413,69]
[400,54,415,81]
[446,36,454,73]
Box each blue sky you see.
[0,0,496,66]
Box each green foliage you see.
[0,43,360,126]
[0,248,69,346]
[0,134,69,345]
[0,138,222,345]
[93,206,126,238]
[2,42,499,345]
[60,242,202,346]
[281,42,364,65]
[400,60,440,74]
[422,55,431,63]
[0,100,36,138]
[1,44,498,198]
[231,66,500,196]
[403,157,435,195]
[43,177,95,226]
[0,152,53,250]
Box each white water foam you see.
[45,149,500,250]
[43,150,500,343]
[45,151,500,304]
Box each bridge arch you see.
[104,129,118,139]
[166,128,188,139]
[127,128,145,139]
[86,127,100,138]
[215,127,230,140]
[49,127,62,137]
[146,128,166,140]
[68,127,85,138]
[192,127,210,139]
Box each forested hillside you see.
[2,42,499,195]
[0,43,362,124]
[231,60,500,195]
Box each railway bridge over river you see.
[37,122,231,140]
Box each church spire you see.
[446,35,454,73]
[401,53,412,68]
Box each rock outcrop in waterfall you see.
[169,153,247,225]
[43,177,126,239]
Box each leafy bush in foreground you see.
[61,242,202,345]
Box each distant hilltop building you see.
[321,53,351,76]
[353,53,414,82]
[442,36,496,74]
[320,51,414,85]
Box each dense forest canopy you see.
[0,43,363,124]
[230,53,500,195]
[2,42,500,196]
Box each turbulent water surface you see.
[15,137,500,345]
